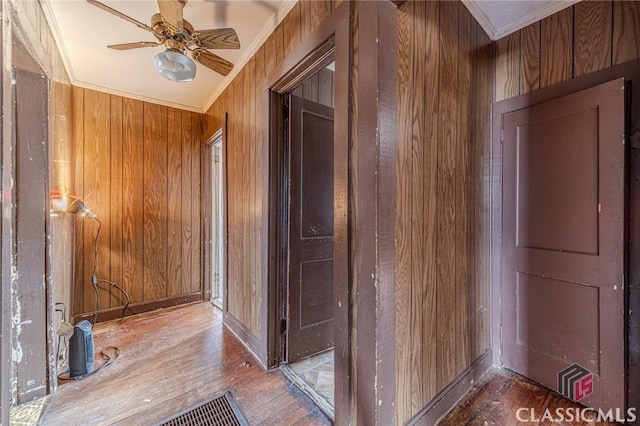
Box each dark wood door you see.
[502,78,626,410]
[287,95,334,362]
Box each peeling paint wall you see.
[12,68,49,405]
[1,0,74,418]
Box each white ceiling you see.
[462,0,580,41]
[42,0,579,113]
[42,0,296,112]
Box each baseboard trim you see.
[72,293,203,324]
[408,350,494,426]
[223,312,265,368]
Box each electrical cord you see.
[55,303,67,367]
[97,279,132,322]
[59,202,127,383]
[92,219,102,326]
[89,218,131,323]
[57,346,121,381]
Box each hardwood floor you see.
[439,369,621,425]
[40,302,330,425]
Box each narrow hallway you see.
[40,302,329,425]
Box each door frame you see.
[264,2,349,422]
[202,117,228,312]
[265,3,399,424]
[211,133,224,308]
[491,58,640,410]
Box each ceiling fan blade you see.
[193,28,240,50]
[108,41,161,50]
[192,49,233,76]
[157,0,184,33]
[86,0,154,34]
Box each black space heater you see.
[69,320,95,378]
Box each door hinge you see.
[280,318,287,333]
[500,127,504,144]
[214,153,220,163]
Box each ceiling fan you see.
[87,0,240,82]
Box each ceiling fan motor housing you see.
[88,0,238,77]
[151,13,194,39]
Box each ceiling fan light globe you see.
[154,49,196,82]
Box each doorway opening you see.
[265,5,350,422]
[278,61,336,416]
[209,129,225,309]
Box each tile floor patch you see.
[10,398,46,426]
[290,350,334,407]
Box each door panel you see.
[502,78,626,410]
[287,95,335,362]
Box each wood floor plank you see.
[40,303,329,425]
[438,369,621,426]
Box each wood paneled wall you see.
[72,88,203,318]
[495,0,640,101]
[203,1,335,344]
[395,1,493,423]
[292,68,335,107]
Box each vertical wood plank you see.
[191,112,202,294]
[283,2,301,57]
[109,95,123,308]
[436,0,458,392]
[232,76,241,324]
[275,23,285,63]
[82,89,111,314]
[255,44,265,339]
[456,1,472,378]
[520,22,540,94]
[540,7,573,87]
[264,33,277,77]
[318,68,333,107]
[291,86,304,98]
[181,109,194,295]
[231,77,244,323]
[72,86,85,314]
[240,68,249,329]
[225,81,236,320]
[410,1,425,415]
[240,67,253,334]
[395,2,412,421]
[248,57,258,336]
[348,1,359,419]
[301,0,333,39]
[574,1,612,77]
[167,108,183,297]
[495,31,520,101]
[421,0,440,407]
[143,103,168,301]
[613,0,640,65]
[302,74,320,102]
[122,98,144,304]
[476,26,493,359]
[229,76,241,325]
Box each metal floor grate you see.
[158,391,249,426]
